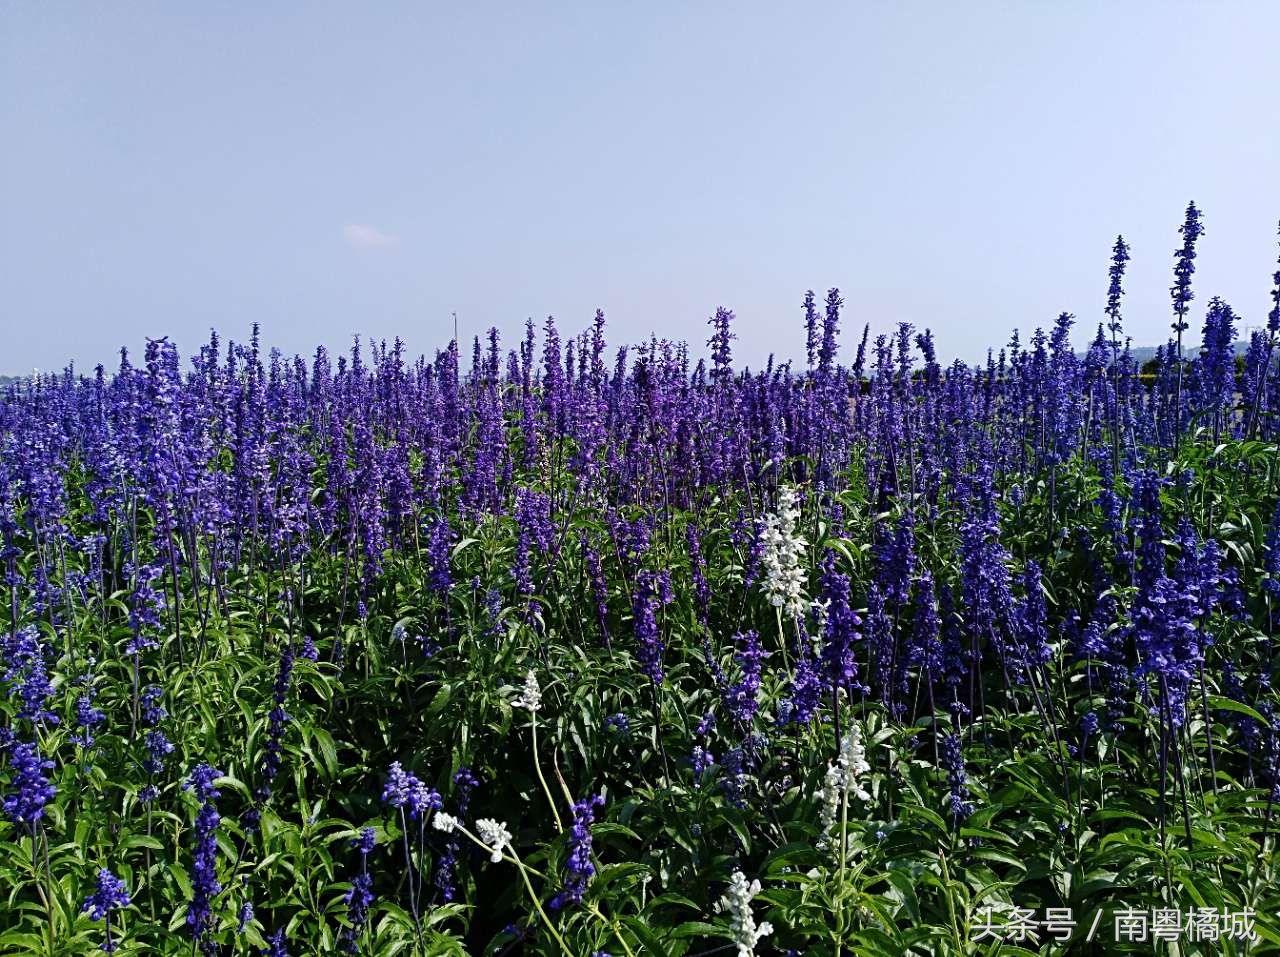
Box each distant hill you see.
[1124,345,1162,366]
[1081,340,1251,366]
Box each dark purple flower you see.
[263,928,290,957]
[1106,234,1130,346]
[72,690,106,751]
[2,740,57,826]
[781,649,823,727]
[722,629,767,725]
[140,685,167,725]
[125,563,167,656]
[940,733,973,821]
[82,868,131,921]
[550,793,605,910]
[82,868,131,953]
[256,639,297,804]
[382,761,414,808]
[434,767,479,904]
[184,763,223,949]
[381,762,440,819]
[427,516,454,595]
[1171,202,1205,339]
[341,827,377,952]
[3,626,58,725]
[818,552,865,696]
[143,729,174,777]
[1080,711,1099,745]
[1197,297,1238,433]
[352,825,376,855]
[513,488,553,607]
[631,570,668,685]
[691,746,715,784]
[707,307,736,383]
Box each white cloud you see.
[343,224,396,248]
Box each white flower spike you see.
[714,870,773,956]
[758,486,809,620]
[515,669,542,713]
[817,724,871,852]
[475,818,512,862]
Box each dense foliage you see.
[3,205,1280,955]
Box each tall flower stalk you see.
[1170,202,1204,443]
[516,668,563,832]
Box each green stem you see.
[511,847,574,957]
[586,901,637,957]
[532,717,565,832]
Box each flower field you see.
[4,204,1280,955]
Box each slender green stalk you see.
[531,717,564,833]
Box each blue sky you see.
[3,3,1279,372]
